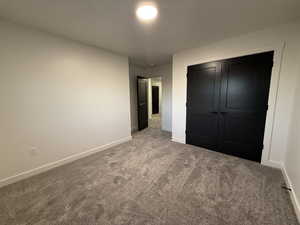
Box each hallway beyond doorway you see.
[129,63,172,133]
[149,114,161,129]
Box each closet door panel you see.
[186,63,221,150]
[219,52,273,162]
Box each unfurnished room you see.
[0,1,300,225]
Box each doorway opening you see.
[149,77,162,129]
[137,76,162,130]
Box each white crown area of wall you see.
[172,20,300,220]
[0,20,132,187]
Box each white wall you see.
[148,78,152,119]
[284,64,300,220]
[0,20,131,185]
[172,20,300,167]
[129,63,147,131]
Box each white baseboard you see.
[261,159,283,169]
[161,125,172,133]
[0,136,132,188]
[161,128,172,133]
[131,126,138,133]
[171,136,185,144]
[281,164,300,222]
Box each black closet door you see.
[219,52,273,162]
[186,51,273,162]
[186,62,221,150]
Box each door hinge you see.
[281,185,292,192]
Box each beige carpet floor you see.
[149,114,161,129]
[0,117,298,225]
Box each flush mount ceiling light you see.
[136,5,158,21]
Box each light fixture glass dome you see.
[136,5,158,21]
